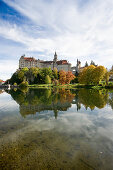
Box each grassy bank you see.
[28,83,113,89]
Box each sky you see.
[0,0,113,80]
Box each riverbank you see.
[28,84,113,89]
[1,83,113,90]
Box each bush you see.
[19,81,28,87]
[14,82,17,86]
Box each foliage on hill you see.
[7,67,75,86]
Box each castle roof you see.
[40,61,53,64]
[21,56,71,65]
[57,60,70,65]
[24,57,36,61]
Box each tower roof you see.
[54,51,57,56]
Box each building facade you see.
[19,52,72,72]
[19,52,83,73]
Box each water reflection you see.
[0,89,4,94]
[74,89,109,110]
[7,88,75,118]
[1,88,113,169]
[7,88,111,118]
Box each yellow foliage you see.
[79,65,96,84]
[79,65,106,85]
[92,66,107,85]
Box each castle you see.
[19,52,82,74]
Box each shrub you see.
[14,82,17,86]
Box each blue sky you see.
[0,0,113,80]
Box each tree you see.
[59,70,66,84]
[21,67,29,73]
[17,71,25,81]
[30,67,38,77]
[85,61,88,67]
[39,67,53,83]
[92,66,107,85]
[90,60,96,66]
[66,71,75,84]
[19,81,28,87]
[53,68,58,79]
[45,75,51,84]
[26,67,39,84]
[110,65,113,72]
[104,71,110,85]
[79,65,107,85]
[79,65,96,85]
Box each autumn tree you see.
[78,67,87,84]
[92,66,107,85]
[66,71,75,84]
[59,70,66,84]
[79,65,96,85]
[79,65,106,85]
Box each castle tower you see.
[77,59,81,68]
[54,51,57,63]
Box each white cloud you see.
[0,60,18,80]
[1,0,113,79]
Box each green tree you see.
[19,81,29,87]
[53,68,58,79]
[27,67,38,84]
[17,70,25,81]
[39,68,53,83]
[85,61,88,67]
[21,67,29,73]
[45,75,51,84]
[90,60,96,66]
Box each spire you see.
[55,51,57,56]
[54,51,57,63]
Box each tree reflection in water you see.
[7,88,112,118]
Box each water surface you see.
[0,88,113,169]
